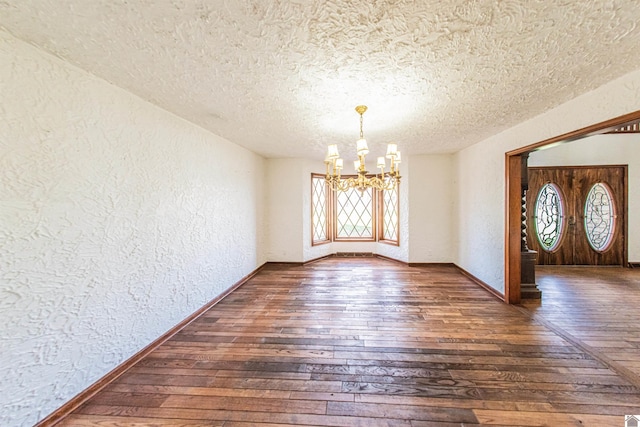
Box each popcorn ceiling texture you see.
[1,0,639,159]
[0,30,265,426]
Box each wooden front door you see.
[526,166,627,266]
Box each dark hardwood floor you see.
[58,258,640,426]
[524,266,640,382]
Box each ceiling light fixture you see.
[324,105,401,192]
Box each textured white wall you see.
[266,159,305,262]
[0,31,265,426]
[408,155,454,263]
[455,68,640,294]
[529,134,640,262]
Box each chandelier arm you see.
[344,177,356,191]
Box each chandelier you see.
[324,105,401,192]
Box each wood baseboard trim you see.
[408,262,455,267]
[274,253,410,266]
[303,254,335,265]
[304,253,410,265]
[35,262,268,427]
[454,264,506,302]
[629,262,640,268]
[265,261,304,266]
[375,253,409,265]
[272,253,412,266]
[335,252,375,257]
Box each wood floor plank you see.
[223,423,325,427]
[105,383,292,399]
[58,414,225,426]
[327,401,478,423]
[160,395,327,415]
[75,404,413,426]
[79,391,169,408]
[54,258,640,426]
[355,393,556,411]
[473,409,621,426]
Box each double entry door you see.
[526,166,627,266]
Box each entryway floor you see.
[524,266,640,381]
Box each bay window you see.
[311,174,399,245]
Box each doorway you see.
[504,110,640,304]
[526,165,627,266]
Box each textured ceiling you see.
[2,0,640,160]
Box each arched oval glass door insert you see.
[584,182,616,252]
[534,183,565,252]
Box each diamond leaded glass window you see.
[380,183,399,244]
[311,175,330,245]
[584,182,616,252]
[335,187,374,239]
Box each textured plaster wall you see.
[454,68,640,294]
[266,159,305,262]
[265,158,333,264]
[408,155,454,263]
[0,31,265,426]
[529,134,640,262]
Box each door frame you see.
[504,110,640,304]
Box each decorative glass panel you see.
[311,176,329,243]
[336,187,374,239]
[534,183,564,252]
[381,183,399,242]
[584,182,615,252]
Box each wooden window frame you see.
[378,183,400,246]
[311,173,332,246]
